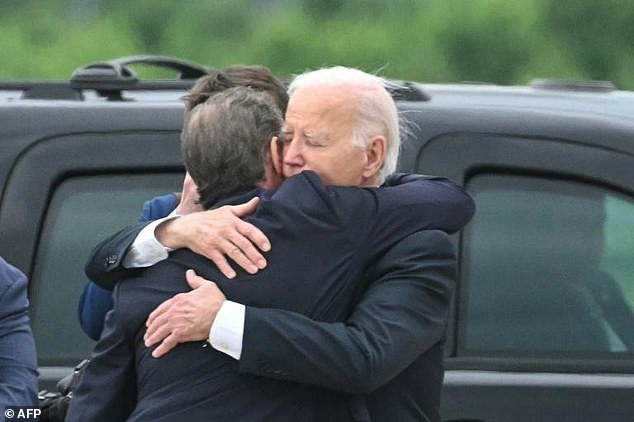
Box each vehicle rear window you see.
[461,174,634,356]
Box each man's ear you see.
[362,135,386,181]
[262,137,284,190]
[270,136,283,175]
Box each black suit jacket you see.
[240,229,455,422]
[71,172,473,421]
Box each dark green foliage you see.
[0,0,631,89]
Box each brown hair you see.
[182,65,288,115]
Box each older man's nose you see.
[283,139,304,166]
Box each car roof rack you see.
[0,82,84,100]
[69,55,208,100]
[2,55,431,102]
[0,55,208,101]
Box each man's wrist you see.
[155,217,183,250]
[123,217,175,268]
[208,300,246,360]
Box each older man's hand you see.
[144,270,226,358]
[156,197,270,278]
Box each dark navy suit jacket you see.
[70,171,472,421]
[0,257,38,414]
[241,229,456,422]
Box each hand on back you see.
[144,270,225,358]
[157,197,270,278]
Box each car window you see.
[30,173,182,366]
[462,174,634,355]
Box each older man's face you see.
[281,85,373,186]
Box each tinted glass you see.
[30,173,182,365]
[463,174,634,355]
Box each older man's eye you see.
[280,132,293,144]
[305,137,325,147]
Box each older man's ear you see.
[262,136,285,190]
[270,136,284,175]
[361,135,387,186]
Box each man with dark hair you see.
[182,90,282,207]
[70,86,471,421]
[0,257,38,415]
[183,65,288,114]
[79,67,288,340]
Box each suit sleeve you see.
[238,229,456,394]
[84,222,150,290]
[275,171,475,238]
[377,173,474,234]
[0,261,38,410]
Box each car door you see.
[418,132,634,422]
[0,129,183,389]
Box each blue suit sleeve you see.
[0,258,38,412]
[78,193,178,340]
[139,193,179,222]
[78,283,114,341]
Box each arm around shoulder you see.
[382,173,475,234]
[84,221,150,290]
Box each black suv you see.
[1,57,632,422]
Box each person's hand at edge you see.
[144,269,226,358]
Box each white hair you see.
[288,67,400,184]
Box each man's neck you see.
[211,186,264,209]
[360,174,380,188]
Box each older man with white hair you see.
[87,66,474,422]
[281,66,401,187]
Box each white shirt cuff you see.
[209,300,245,360]
[122,215,178,268]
